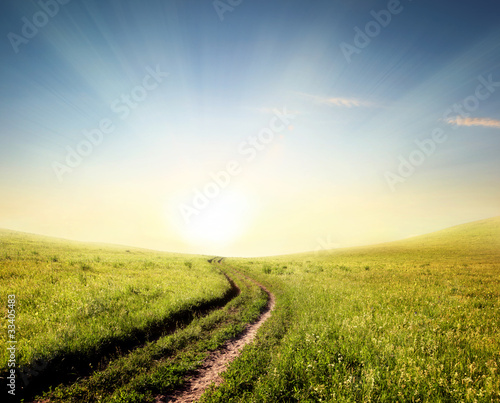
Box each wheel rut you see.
[157,266,275,403]
[28,268,240,403]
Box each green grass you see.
[2,217,499,402]
[201,217,500,402]
[41,269,268,402]
[0,230,233,397]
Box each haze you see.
[1,0,499,256]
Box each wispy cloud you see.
[445,116,500,129]
[256,107,301,115]
[296,92,374,108]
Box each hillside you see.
[202,217,500,402]
[1,218,499,402]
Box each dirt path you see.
[29,271,241,403]
[157,269,275,403]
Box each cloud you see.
[256,107,301,115]
[320,97,366,107]
[445,116,500,129]
[296,92,374,108]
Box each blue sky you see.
[1,0,499,256]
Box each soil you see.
[157,272,275,403]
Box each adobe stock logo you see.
[340,0,411,63]
[315,235,342,254]
[8,0,72,54]
[384,74,500,192]
[52,65,169,182]
[213,0,243,21]
[179,108,296,224]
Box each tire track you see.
[28,268,240,403]
[157,266,275,403]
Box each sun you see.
[177,190,251,247]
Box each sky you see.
[0,0,499,257]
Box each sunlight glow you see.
[177,191,251,247]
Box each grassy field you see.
[0,230,253,400]
[1,217,499,402]
[201,217,500,402]
[41,269,267,402]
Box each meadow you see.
[202,217,500,402]
[1,217,499,402]
[0,229,252,400]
